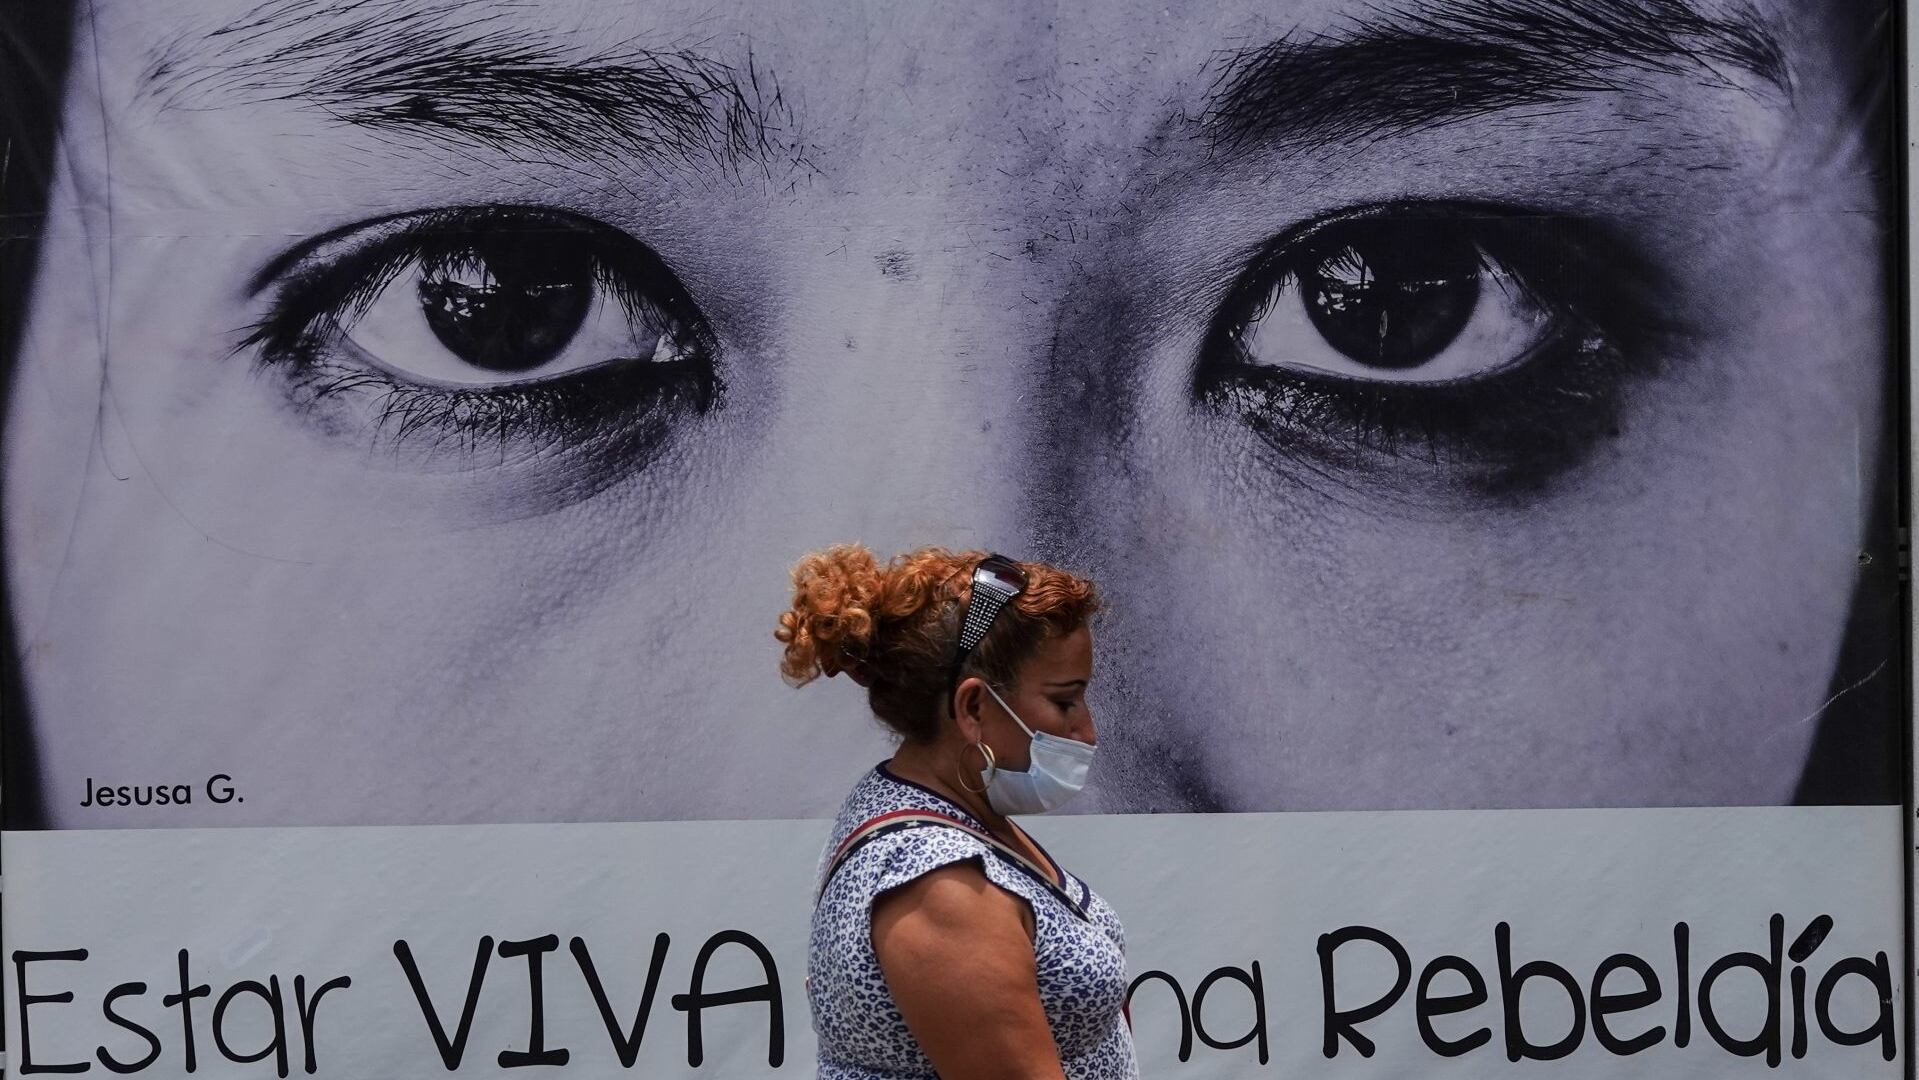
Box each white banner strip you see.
[2,806,1904,1078]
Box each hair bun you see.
[776,543,886,686]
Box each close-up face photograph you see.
[0,0,1898,828]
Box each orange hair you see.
[775,544,1100,742]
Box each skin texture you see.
[870,865,1065,1080]
[3,0,1891,825]
[872,628,1095,1080]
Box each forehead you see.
[1030,625,1095,673]
[89,0,1258,216]
[104,0,1821,153]
[120,0,1302,85]
[66,0,1847,243]
[119,0,1259,134]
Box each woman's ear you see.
[951,678,986,742]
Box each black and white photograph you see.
[0,0,1900,829]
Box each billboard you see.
[0,0,1905,1075]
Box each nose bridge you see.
[1072,688,1097,741]
[764,217,1059,551]
[744,12,1110,554]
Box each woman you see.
[779,545,1136,1079]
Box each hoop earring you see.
[956,741,997,793]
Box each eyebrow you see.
[1206,0,1790,153]
[139,0,798,172]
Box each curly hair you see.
[775,545,1101,742]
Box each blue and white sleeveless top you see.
[808,763,1138,1079]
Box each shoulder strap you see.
[817,810,1089,920]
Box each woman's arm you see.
[870,861,1067,1080]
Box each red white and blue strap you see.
[817,810,1088,920]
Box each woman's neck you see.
[887,739,1015,840]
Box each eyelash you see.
[1193,201,1684,496]
[239,206,719,457]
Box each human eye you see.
[1193,201,1682,497]
[239,205,718,466]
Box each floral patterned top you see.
[808,763,1139,1079]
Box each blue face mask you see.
[979,683,1096,815]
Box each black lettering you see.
[293,975,351,1075]
[1496,922,1585,1062]
[1317,925,1410,1058]
[393,936,493,1070]
[1788,915,1828,1061]
[495,936,568,1068]
[1814,953,1895,1062]
[1791,966,1808,1059]
[207,775,236,803]
[572,935,670,1068]
[1589,953,1664,1055]
[1415,955,1490,1057]
[211,977,289,1078]
[98,983,161,1074]
[669,930,784,1067]
[1674,922,1691,1048]
[13,949,91,1074]
[1191,963,1267,1064]
[1788,915,1833,962]
[1697,913,1782,1066]
[1123,971,1192,1061]
[161,949,211,1072]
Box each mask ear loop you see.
[957,740,997,793]
[980,681,1037,739]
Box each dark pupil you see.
[1297,224,1481,370]
[416,231,593,373]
